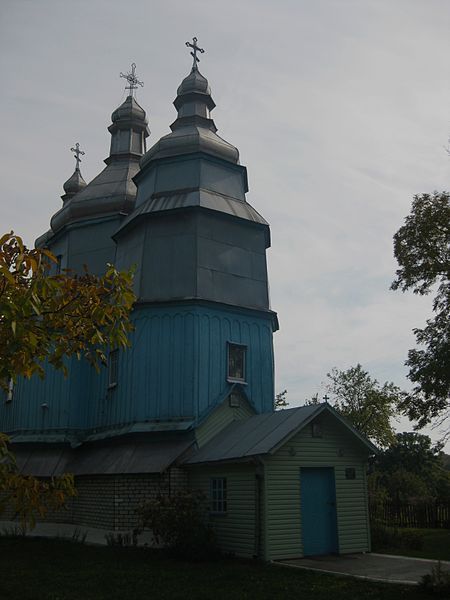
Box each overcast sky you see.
[1,0,449,447]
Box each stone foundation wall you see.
[1,468,188,531]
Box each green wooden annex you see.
[186,399,377,560]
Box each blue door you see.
[300,467,338,556]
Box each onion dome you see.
[50,77,150,234]
[141,64,239,167]
[62,167,87,199]
[111,95,147,126]
[61,143,87,203]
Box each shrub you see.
[105,530,138,547]
[420,561,450,596]
[137,489,219,560]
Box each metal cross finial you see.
[120,62,144,97]
[185,37,205,70]
[70,142,85,170]
[323,394,330,403]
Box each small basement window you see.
[108,350,119,389]
[210,477,227,514]
[227,343,246,382]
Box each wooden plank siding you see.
[196,399,255,448]
[188,464,258,558]
[263,412,372,560]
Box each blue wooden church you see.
[0,41,376,559]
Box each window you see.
[5,379,13,404]
[108,350,119,388]
[227,343,246,382]
[210,478,227,514]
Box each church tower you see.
[111,38,278,426]
[1,44,277,448]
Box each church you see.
[0,39,376,560]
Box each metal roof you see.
[184,403,378,465]
[12,436,193,477]
[116,188,268,238]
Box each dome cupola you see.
[141,38,238,167]
[61,143,87,202]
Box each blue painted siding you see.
[0,303,275,437]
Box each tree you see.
[326,364,402,448]
[274,389,288,409]
[391,192,450,432]
[0,232,135,387]
[372,432,450,502]
[0,232,136,528]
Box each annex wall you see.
[263,412,372,560]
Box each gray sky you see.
[1,0,449,448]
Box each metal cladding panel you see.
[199,159,246,201]
[0,355,87,434]
[86,304,273,428]
[141,232,197,300]
[114,226,146,295]
[197,211,268,250]
[198,238,253,279]
[0,304,275,437]
[154,159,200,193]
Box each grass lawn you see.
[373,528,450,562]
[0,537,439,600]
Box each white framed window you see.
[108,350,119,389]
[5,379,14,404]
[227,343,246,382]
[210,477,227,514]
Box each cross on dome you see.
[185,37,205,70]
[70,142,85,170]
[120,62,144,97]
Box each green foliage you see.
[391,192,450,431]
[1,538,434,600]
[137,489,218,559]
[0,231,136,388]
[371,521,424,551]
[420,561,450,596]
[0,433,76,530]
[274,389,288,409]
[326,364,401,448]
[0,231,135,530]
[371,432,450,502]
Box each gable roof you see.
[184,403,378,465]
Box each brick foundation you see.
[1,467,188,531]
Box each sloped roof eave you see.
[184,403,379,466]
